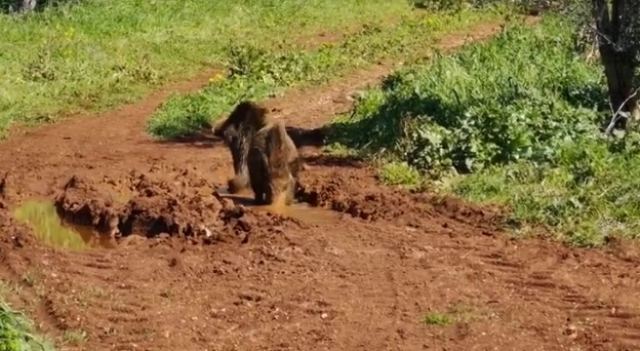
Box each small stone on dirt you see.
[564,324,578,339]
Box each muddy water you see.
[13,200,114,250]
[255,201,343,226]
[216,187,343,226]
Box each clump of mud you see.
[55,168,289,244]
[297,176,420,222]
[297,170,503,228]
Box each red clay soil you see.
[1,18,640,351]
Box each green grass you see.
[13,200,88,251]
[327,16,640,246]
[61,330,86,347]
[0,281,53,350]
[0,296,54,351]
[146,7,506,139]
[377,161,423,188]
[452,138,640,246]
[423,312,454,326]
[0,0,422,136]
[423,304,483,326]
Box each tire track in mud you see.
[42,251,159,350]
[1,15,640,351]
[301,176,640,350]
[416,225,640,350]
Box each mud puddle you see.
[13,200,114,250]
[216,187,343,226]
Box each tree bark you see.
[592,0,640,130]
[600,46,639,129]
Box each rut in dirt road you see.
[0,17,639,351]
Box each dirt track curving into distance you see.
[1,18,640,351]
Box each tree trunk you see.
[592,0,640,130]
[600,46,639,129]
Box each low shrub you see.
[328,17,640,245]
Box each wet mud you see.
[53,168,299,245]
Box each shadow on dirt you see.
[303,154,364,168]
[156,129,221,148]
[154,125,327,150]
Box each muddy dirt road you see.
[1,19,640,351]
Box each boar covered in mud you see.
[213,101,302,205]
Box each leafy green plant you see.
[0,299,54,351]
[328,16,640,246]
[330,17,606,178]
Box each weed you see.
[62,329,87,346]
[0,299,54,351]
[22,50,57,82]
[423,304,483,326]
[322,143,359,158]
[378,162,423,188]
[423,312,453,326]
